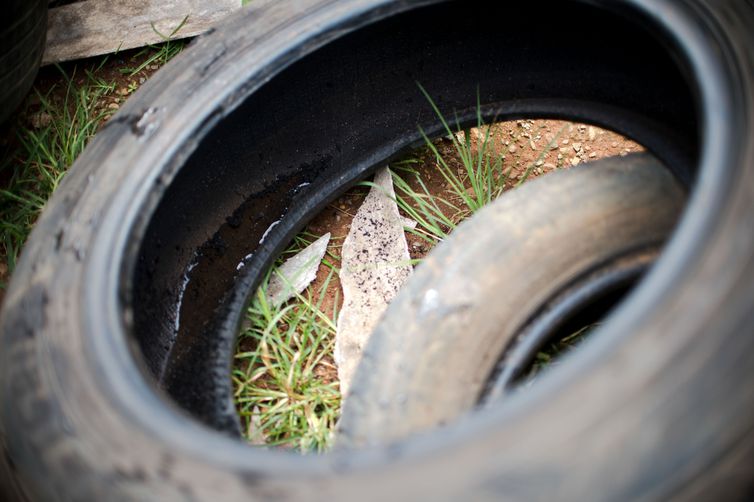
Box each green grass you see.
[0,44,185,289]
[119,16,188,77]
[233,234,342,452]
[388,86,566,245]
[0,65,113,282]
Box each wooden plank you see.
[43,0,241,65]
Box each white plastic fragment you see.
[335,167,413,396]
[265,233,330,307]
[400,215,418,230]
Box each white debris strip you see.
[400,215,418,230]
[265,233,331,307]
[335,167,413,396]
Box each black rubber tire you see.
[1,0,753,500]
[0,0,47,124]
[337,154,685,445]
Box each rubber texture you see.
[0,0,47,124]
[1,0,753,500]
[337,154,686,446]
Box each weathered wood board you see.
[43,0,241,65]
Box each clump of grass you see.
[0,65,113,280]
[233,235,341,452]
[0,44,186,289]
[390,85,566,245]
[119,16,187,77]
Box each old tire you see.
[1,0,753,500]
[337,153,685,445]
[0,0,47,124]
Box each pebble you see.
[588,127,597,141]
[29,112,52,129]
[535,160,544,167]
[107,103,119,110]
[139,77,146,84]
[572,142,582,152]
[508,144,517,153]
[562,139,569,145]
[611,141,619,148]
[589,152,597,158]
[570,157,580,166]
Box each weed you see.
[0,66,113,280]
[388,85,567,244]
[120,16,187,77]
[234,235,341,452]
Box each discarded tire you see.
[338,154,685,445]
[0,0,47,124]
[1,0,753,500]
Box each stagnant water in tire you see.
[231,119,644,451]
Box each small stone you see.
[611,141,619,148]
[536,167,544,175]
[589,152,597,158]
[570,157,580,166]
[107,103,119,110]
[149,64,159,70]
[508,144,517,153]
[584,145,591,151]
[572,142,582,152]
[535,159,544,167]
[118,88,129,96]
[543,163,556,169]
[588,127,597,141]
[139,77,146,84]
[557,154,563,160]
[29,112,52,129]
[562,139,569,145]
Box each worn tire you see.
[1,0,753,500]
[0,0,47,124]
[337,154,685,445]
